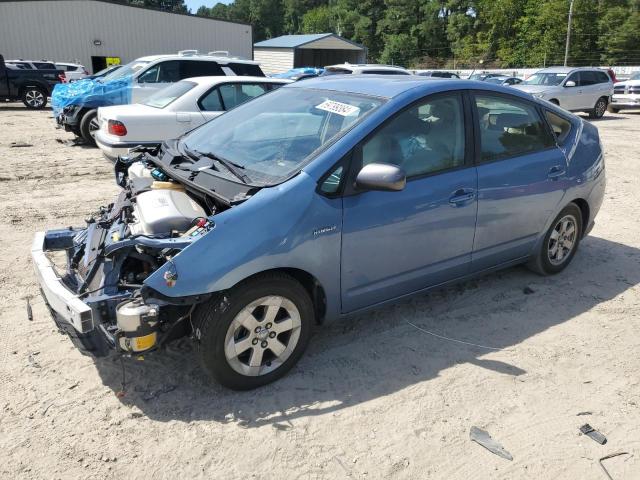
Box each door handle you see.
[449,188,475,205]
[548,166,566,180]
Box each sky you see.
[185,0,232,11]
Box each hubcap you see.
[548,215,577,265]
[596,100,606,116]
[25,90,44,107]
[224,296,301,376]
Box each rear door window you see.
[218,82,269,110]
[580,71,598,86]
[474,94,555,162]
[199,88,224,111]
[180,60,224,79]
[595,71,610,84]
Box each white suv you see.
[514,67,613,118]
[321,64,411,75]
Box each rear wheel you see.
[193,273,314,390]
[22,87,47,109]
[589,97,608,119]
[79,109,99,146]
[527,204,582,275]
[608,105,620,113]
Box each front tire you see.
[589,97,608,119]
[193,273,314,390]
[22,87,47,109]
[527,204,582,275]
[79,109,99,146]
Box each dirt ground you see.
[0,102,639,480]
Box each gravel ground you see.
[0,103,639,480]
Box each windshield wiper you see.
[183,146,250,184]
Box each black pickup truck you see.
[0,55,63,109]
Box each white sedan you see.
[95,76,291,159]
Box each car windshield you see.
[523,72,568,86]
[629,72,640,81]
[100,60,150,81]
[181,87,384,185]
[144,81,196,108]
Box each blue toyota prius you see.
[33,76,606,389]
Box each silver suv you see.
[514,67,613,118]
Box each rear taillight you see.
[108,120,127,136]
[83,68,89,75]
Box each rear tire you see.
[527,204,582,276]
[79,109,99,146]
[589,97,608,119]
[22,87,47,109]
[192,273,314,390]
[608,106,620,113]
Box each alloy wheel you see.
[547,215,577,265]
[595,99,607,117]
[25,90,45,108]
[223,295,302,376]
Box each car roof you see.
[325,63,409,72]
[55,62,83,66]
[536,66,606,74]
[182,76,291,86]
[136,53,260,65]
[285,74,535,100]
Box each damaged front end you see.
[32,153,222,357]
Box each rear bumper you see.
[95,133,159,160]
[32,231,94,333]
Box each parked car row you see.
[33,65,607,390]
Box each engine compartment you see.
[54,156,231,355]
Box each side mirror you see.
[355,163,406,192]
[564,80,576,87]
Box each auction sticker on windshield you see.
[316,100,360,116]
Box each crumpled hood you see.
[51,75,133,116]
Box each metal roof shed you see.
[253,34,366,75]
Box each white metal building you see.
[254,34,367,75]
[0,0,253,73]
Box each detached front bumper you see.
[32,231,94,333]
[32,230,115,356]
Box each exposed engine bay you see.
[41,151,244,356]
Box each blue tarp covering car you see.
[51,75,133,117]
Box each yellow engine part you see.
[151,181,185,192]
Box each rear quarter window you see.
[545,110,572,144]
[228,63,265,77]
